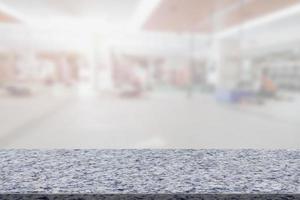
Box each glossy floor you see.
[0,92,299,148]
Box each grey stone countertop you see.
[0,149,299,196]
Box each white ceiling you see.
[0,0,299,55]
[0,0,141,28]
[215,4,300,56]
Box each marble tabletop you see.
[0,149,299,199]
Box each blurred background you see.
[0,0,299,148]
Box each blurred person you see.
[259,68,277,98]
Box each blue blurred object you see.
[215,89,253,103]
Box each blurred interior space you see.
[0,0,299,148]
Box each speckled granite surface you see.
[0,149,299,199]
